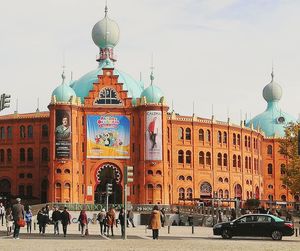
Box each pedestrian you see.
[230,208,236,221]
[0,202,5,226]
[97,208,107,235]
[5,207,13,236]
[78,209,88,237]
[160,208,166,227]
[286,211,292,222]
[25,207,33,233]
[149,205,161,240]
[12,198,25,239]
[118,208,125,237]
[106,207,116,237]
[61,206,71,237]
[218,210,223,223]
[52,206,62,235]
[37,207,47,235]
[127,209,135,227]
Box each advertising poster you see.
[55,110,71,159]
[87,115,130,159]
[146,111,162,160]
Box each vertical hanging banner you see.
[146,111,162,160]
[55,110,71,159]
[86,115,130,159]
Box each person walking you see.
[149,205,161,240]
[118,208,125,237]
[5,207,13,236]
[127,210,135,227]
[37,207,47,235]
[160,208,166,227]
[78,209,88,237]
[52,206,62,235]
[12,198,25,239]
[97,209,107,235]
[25,207,33,233]
[230,208,236,221]
[0,202,5,226]
[61,207,71,237]
[106,207,116,237]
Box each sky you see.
[0,0,300,123]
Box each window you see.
[20,126,26,138]
[223,132,227,144]
[7,149,12,162]
[281,164,286,175]
[217,153,222,166]
[206,130,211,142]
[187,176,192,181]
[156,170,162,176]
[27,148,33,161]
[268,184,273,189]
[245,136,248,147]
[219,189,223,198]
[20,148,25,162]
[206,152,211,165]
[186,188,193,200]
[27,173,33,178]
[167,150,170,162]
[167,127,170,141]
[199,151,204,164]
[267,145,272,154]
[238,155,241,168]
[178,150,184,164]
[95,87,123,105]
[199,129,204,141]
[233,133,236,145]
[19,173,25,178]
[27,185,33,198]
[281,195,286,201]
[268,194,273,201]
[0,149,4,162]
[224,190,229,199]
[56,169,62,174]
[248,136,251,148]
[218,177,223,183]
[281,185,287,189]
[179,188,185,200]
[178,128,183,140]
[217,131,222,144]
[42,148,49,161]
[233,155,237,167]
[179,175,185,180]
[185,128,191,140]
[237,134,241,146]
[245,157,248,169]
[7,126,12,139]
[27,125,33,138]
[186,150,191,164]
[147,170,153,175]
[19,185,25,197]
[42,125,48,137]
[224,178,229,183]
[64,169,71,174]
[267,164,273,175]
[0,127,4,139]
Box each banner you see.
[87,115,130,159]
[146,111,162,160]
[55,110,71,159]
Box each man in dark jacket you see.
[12,198,24,239]
[61,207,71,237]
[52,206,62,235]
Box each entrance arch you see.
[94,163,122,204]
[0,179,11,199]
[234,184,242,200]
[200,182,212,199]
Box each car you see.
[213,214,294,240]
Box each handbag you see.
[17,218,26,227]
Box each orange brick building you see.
[0,8,299,206]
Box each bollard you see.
[192,224,194,234]
[34,222,36,231]
[168,225,170,234]
[295,228,298,237]
[145,225,147,234]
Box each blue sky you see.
[0,0,300,123]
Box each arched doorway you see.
[200,182,212,199]
[234,184,242,200]
[0,179,11,202]
[41,179,48,203]
[94,163,122,204]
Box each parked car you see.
[213,214,294,240]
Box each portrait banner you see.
[146,111,162,160]
[55,109,71,159]
[87,115,130,159]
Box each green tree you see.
[279,122,300,195]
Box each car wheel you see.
[271,230,282,240]
[221,229,232,239]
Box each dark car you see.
[213,214,294,240]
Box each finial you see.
[271,61,274,81]
[150,54,154,85]
[61,66,66,84]
[36,97,40,112]
[193,101,195,116]
[105,0,108,17]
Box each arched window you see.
[167,127,170,141]
[20,125,26,138]
[27,173,33,178]
[218,177,223,183]
[224,190,229,199]
[249,157,252,172]
[248,136,251,147]
[156,170,162,176]
[186,188,193,200]
[27,125,33,138]
[206,152,211,165]
[64,183,71,201]
[199,151,204,164]
[268,194,273,201]
[95,87,122,105]
[219,189,223,198]
[238,155,241,168]
[64,169,71,174]
[223,132,227,144]
[179,175,185,180]
[27,185,33,198]
[268,184,273,189]
[294,195,299,202]
[233,133,236,145]
[167,150,170,162]
[56,169,62,174]
[234,184,242,199]
[217,131,222,144]
[19,185,25,197]
[147,170,153,175]
[178,128,184,140]
[179,188,185,200]
[281,195,286,201]
[244,136,248,147]
[199,129,204,141]
[200,182,212,195]
[237,134,241,145]
[186,150,191,164]
[147,184,154,202]
[7,126,12,139]
[55,183,62,201]
[42,148,49,162]
[224,178,229,183]
[233,154,237,167]
[185,128,191,140]
[0,149,4,162]
[280,164,286,175]
[281,185,287,189]
[223,153,228,166]
[27,148,33,161]
[42,125,49,137]
[206,129,211,142]
[178,150,184,164]
[7,149,12,162]
[0,127,4,139]
[20,148,25,162]
[217,153,222,166]
[267,164,273,175]
[245,156,248,169]
[187,176,192,181]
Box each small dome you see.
[92,15,120,49]
[140,84,164,104]
[263,81,282,102]
[52,83,76,102]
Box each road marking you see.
[139,235,152,240]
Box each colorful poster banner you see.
[87,115,130,159]
[146,111,162,160]
[55,110,71,159]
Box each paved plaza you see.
[0,223,300,251]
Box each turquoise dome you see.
[247,72,295,137]
[71,60,143,105]
[52,83,76,102]
[140,84,164,104]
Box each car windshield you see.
[270,215,284,222]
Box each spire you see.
[150,54,154,85]
[105,0,108,17]
[271,63,274,82]
[61,66,66,84]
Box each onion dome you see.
[246,70,295,137]
[52,71,76,102]
[140,71,164,104]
